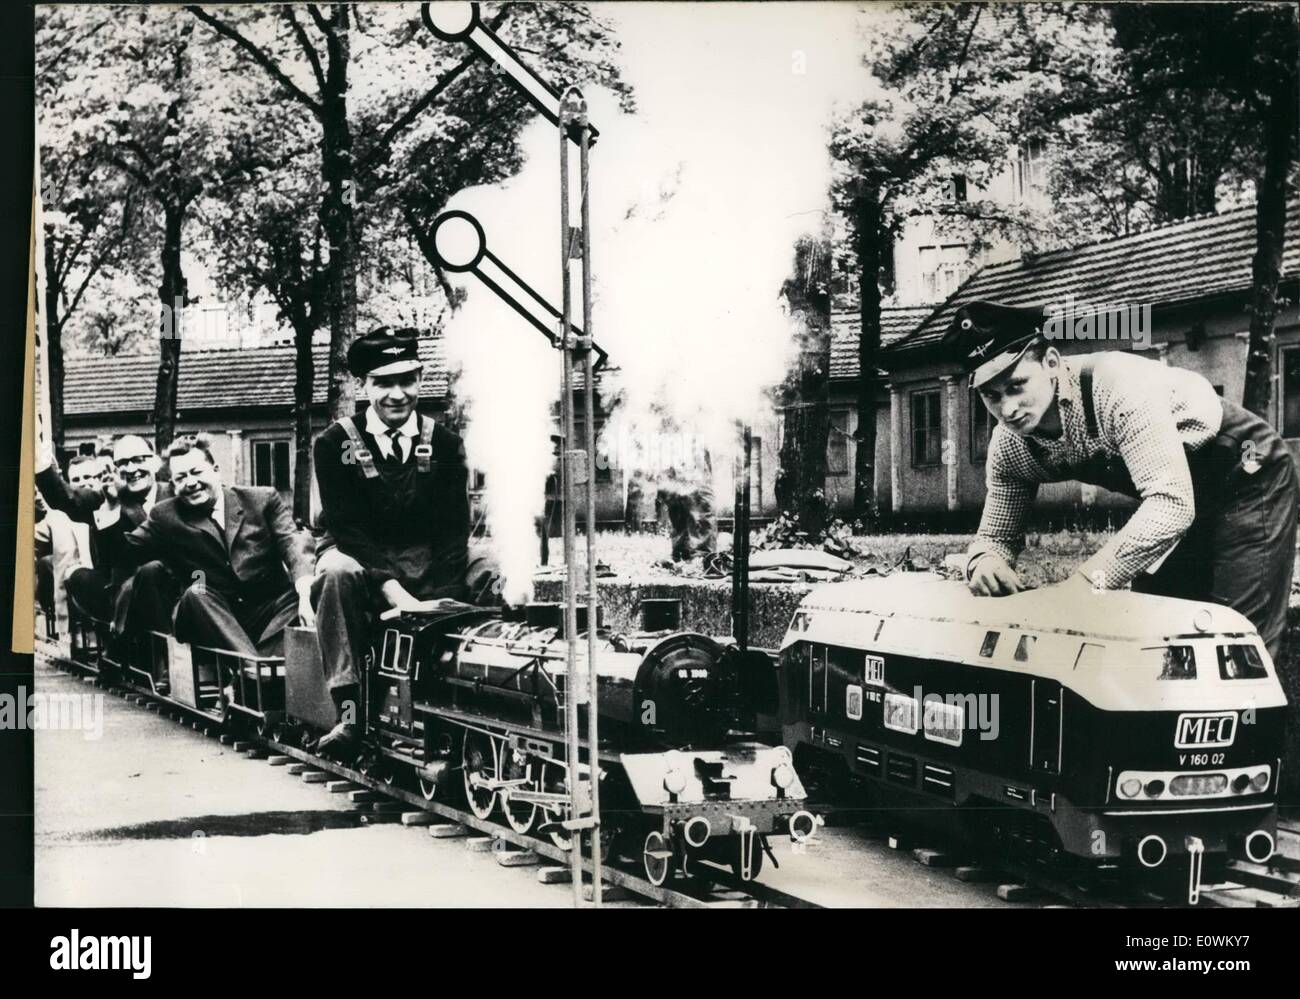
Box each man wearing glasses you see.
[36,434,176,634]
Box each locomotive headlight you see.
[1250,770,1270,792]
[1170,773,1227,797]
[772,763,795,789]
[1119,778,1142,799]
[1143,779,1166,797]
[663,768,687,795]
[1192,608,1214,632]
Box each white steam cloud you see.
[441,2,874,597]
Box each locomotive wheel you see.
[642,831,671,887]
[501,755,538,835]
[461,732,499,820]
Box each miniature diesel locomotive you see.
[283,601,819,885]
[779,574,1286,896]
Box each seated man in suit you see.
[311,326,499,752]
[121,434,315,658]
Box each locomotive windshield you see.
[1217,644,1269,680]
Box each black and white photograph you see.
[9,0,1300,944]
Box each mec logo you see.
[1174,711,1237,749]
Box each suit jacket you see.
[122,485,314,605]
[97,488,170,590]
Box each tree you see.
[831,3,1061,517]
[35,9,153,445]
[201,113,327,521]
[1108,2,1298,418]
[36,6,247,449]
[187,4,630,421]
[774,232,833,537]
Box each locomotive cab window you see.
[1152,645,1196,680]
[1217,644,1268,680]
[979,631,999,657]
[1013,634,1035,662]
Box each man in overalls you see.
[311,327,493,753]
[947,302,1299,661]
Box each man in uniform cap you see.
[310,326,497,753]
[946,300,1298,661]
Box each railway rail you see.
[37,640,820,910]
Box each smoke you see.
[441,3,873,595]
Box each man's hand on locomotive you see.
[966,552,1026,597]
[381,578,426,614]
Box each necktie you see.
[387,427,407,463]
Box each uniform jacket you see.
[313,411,470,596]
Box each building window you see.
[252,440,291,491]
[1284,348,1300,438]
[827,412,851,476]
[1013,139,1047,203]
[911,390,942,467]
[970,388,995,461]
[948,174,968,203]
[918,244,972,301]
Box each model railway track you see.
[817,806,1299,909]
[39,643,820,910]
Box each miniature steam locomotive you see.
[779,574,1286,898]
[281,600,818,885]
[58,594,817,888]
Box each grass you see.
[540,527,1114,588]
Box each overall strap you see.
[415,415,436,473]
[339,416,379,480]
[1077,359,1099,438]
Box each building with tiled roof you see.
[63,338,451,419]
[55,334,752,527]
[836,198,1300,519]
[828,305,934,382]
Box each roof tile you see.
[885,198,1300,356]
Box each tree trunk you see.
[152,203,186,451]
[1241,85,1294,419]
[775,324,831,538]
[292,316,315,524]
[320,8,359,421]
[852,189,884,519]
[43,236,65,450]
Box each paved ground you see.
[33,658,1010,908]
